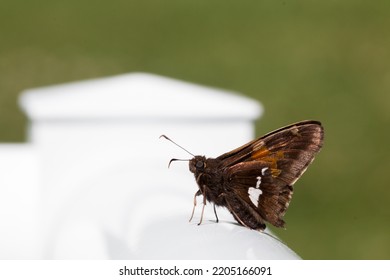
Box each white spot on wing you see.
[248,187,262,207]
[261,167,268,176]
[255,176,262,189]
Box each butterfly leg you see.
[198,191,207,226]
[213,192,226,223]
[213,204,219,223]
[189,189,202,222]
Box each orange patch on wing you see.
[271,168,282,177]
[251,146,270,159]
[252,149,284,178]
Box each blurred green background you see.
[1,0,389,259]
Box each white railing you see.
[0,72,299,259]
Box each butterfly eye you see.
[196,161,204,168]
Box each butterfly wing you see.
[219,120,324,229]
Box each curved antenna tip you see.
[167,158,190,168]
[168,158,176,168]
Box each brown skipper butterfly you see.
[161,120,324,231]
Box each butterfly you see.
[161,120,324,231]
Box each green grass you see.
[1,0,389,259]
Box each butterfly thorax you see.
[189,155,227,206]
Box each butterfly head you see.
[189,156,207,174]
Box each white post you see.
[0,145,41,259]
[19,72,299,259]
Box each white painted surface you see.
[0,145,41,259]
[0,72,300,259]
[19,73,260,121]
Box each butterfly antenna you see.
[167,158,189,168]
[159,135,195,157]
